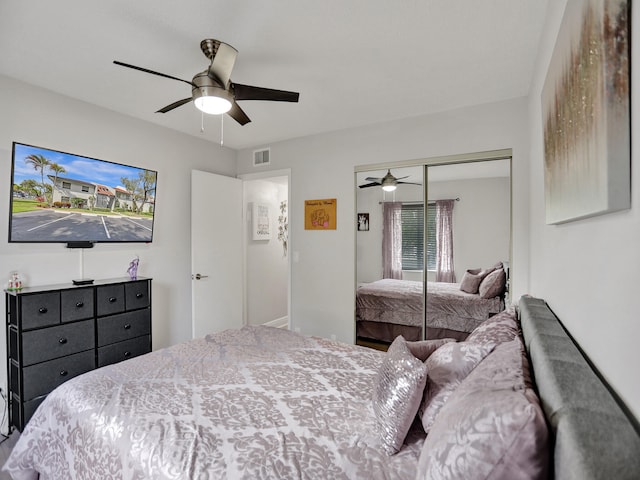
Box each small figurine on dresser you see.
[127,256,139,281]
[6,271,23,291]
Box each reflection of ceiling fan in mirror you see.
[113,38,300,126]
[358,169,422,192]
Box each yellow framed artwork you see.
[304,198,337,230]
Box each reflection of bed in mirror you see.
[356,274,506,343]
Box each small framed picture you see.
[252,203,270,240]
[357,213,369,231]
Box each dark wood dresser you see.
[5,277,152,431]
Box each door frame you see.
[237,168,292,329]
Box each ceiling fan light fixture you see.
[194,95,232,115]
[192,76,234,115]
[382,184,397,192]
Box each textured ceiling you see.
[0,1,548,150]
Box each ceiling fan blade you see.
[227,101,251,126]
[232,83,300,102]
[156,97,193,114]
[207,41,237,88]
[358,182,382,188]
[364,177,383,182]
[113,61,195,87]
[395,175,410,180]
[397,181,423,186]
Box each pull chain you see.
[220,114,224,147]
[200,111,205,133]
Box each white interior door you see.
[191,170,243,338]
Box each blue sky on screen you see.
[12,144,154,190]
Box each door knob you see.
[193,273,209,280]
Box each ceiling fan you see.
[113,38,300,126]
[359,169,422,192]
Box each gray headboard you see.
[518,296,640,480]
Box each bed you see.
[5,299,640,480]
[3,325,424,479]
[356,278,504,343]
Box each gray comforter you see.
[3,326,424,479]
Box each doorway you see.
[239,170,291,329]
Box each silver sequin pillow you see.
[372,336,428,455]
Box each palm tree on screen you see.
[24,154,50,200]
[48,162,66,206]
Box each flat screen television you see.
[9,142,157,246]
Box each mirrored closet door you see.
[424,159,511,341]
[355,166,425,349]
[355,154,511,350]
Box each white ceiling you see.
[0,1,548,150]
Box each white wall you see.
[243,178,288,325]
[236,97,530,343]
[528,1,639,419]
[0,75,236,404]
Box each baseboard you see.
[263,316,288,329]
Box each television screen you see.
[9,142,157,244]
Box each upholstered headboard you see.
[518,296,640,480]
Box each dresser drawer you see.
[21,293,60,330]
[21,320,95,366]
[97,335,151,367]
[97,309,150,347]
[22,350,95,401]
[96,284,125,316]
[125,281,150,310]
[61,288,94,322]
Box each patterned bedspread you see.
[356,279,424,327]
[356,279,504,332]
[3,326,424,480]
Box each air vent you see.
[253,148,270,166]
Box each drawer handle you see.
[76,301,84,308]
[136,293,143,299]
[58,337,68,345]
[124,351,131,358]
[38,307,48,314]
[124,324,131,330]
[108,297,117,303]
[60,370,68,377]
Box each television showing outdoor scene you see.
[9,142,157,244]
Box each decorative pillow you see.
[372,336,428,455]
[406,338,456,361]
[419,341,494,433]
[415,337,549,480]
[459,269,484,294]
[478,268,506,299]
[465,307,519,348]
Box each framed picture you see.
[357,213,369,231]
[542,0,630,224]
[252,203,270,240]
[304,198,337,230]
